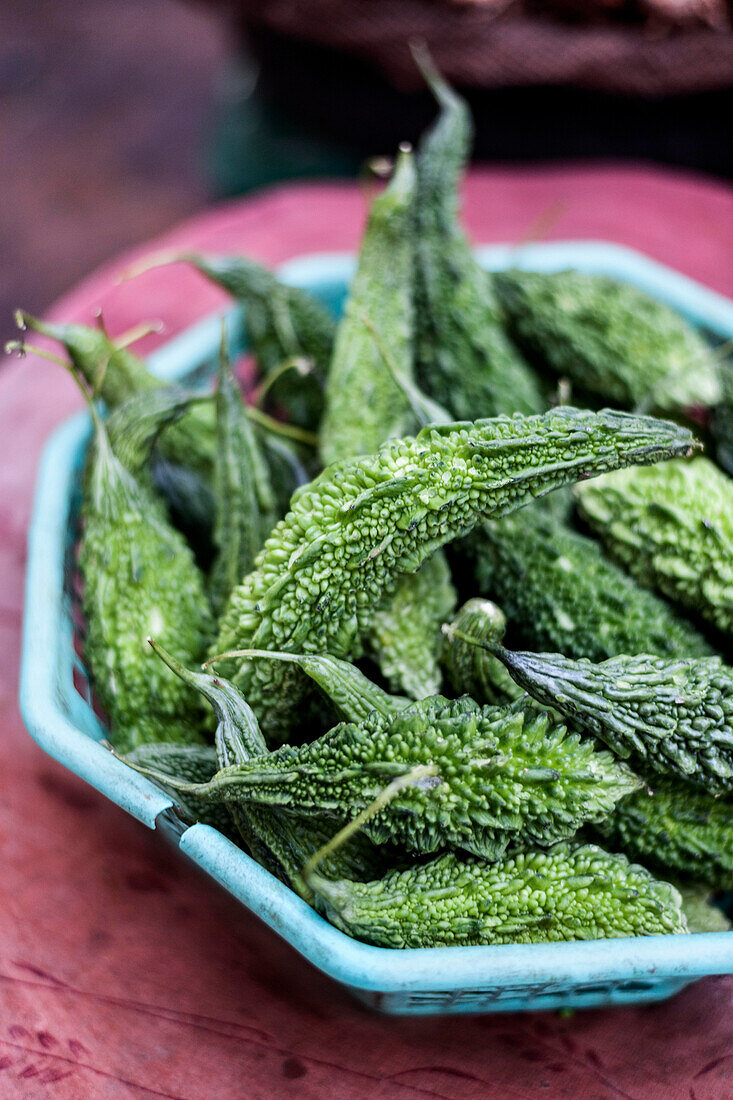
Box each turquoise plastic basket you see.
[20,242,733,1015]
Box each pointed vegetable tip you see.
[409,39,457,109]
[147,636,203,691]
[118,249,192,283]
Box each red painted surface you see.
[2,165,733,1099]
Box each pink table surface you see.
[2,164,733,1099]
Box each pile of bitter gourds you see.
[13,49,733,948]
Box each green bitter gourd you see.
[161,252,336,430]
[367,552,457,699]
[309,843,687,948]
[491,647,733,793]
[78,408,213,751]
[146,643,390,900]
[441,598,524,705]
[15,312,308,529]
[594,777,733,891]
[412,48,544,421]
[209,332,277,614]
[158,693,640,861]
[126,741,234,836]
[676,883,731,933]
[216,406,699,741]
[576,457,733,635]
[457,504,712,661]
[320,145,417,466]
[494,269,721,412]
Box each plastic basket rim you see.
[19,239,733,996]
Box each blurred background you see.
[3,0,732,340]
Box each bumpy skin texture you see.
[190,695,640,860]
[368,552,457,698]
[149,646,387,897]
[677,883,731,934]
[216,407,698,742]
[320,148,417,466]
[495,270,721,411]
[595,778,733,890]
[442,598,524,705]
[577,457,733,635]
[209,349,277,615]
[311,843,687,948]
[495,649,733,793]
[459,505,712,662]
[79,430,213,751]
[413,56,543,421]
[182,254,336,431]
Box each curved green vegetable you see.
[17,311,217,478]
[80,417,213,751]
[494,269,721,411]
[320,146,417,466]
[171,253,336,430]
[577,457,733,635]
[310,843,687,948]
[458,505,712,661]
[595,777,733,890]
[15,312,307,532]
[368,552,456,699]
[209,334,277,614]
[163,694,640,861]
[412,48,544,421]
[676,883,731,933]
[442,598,524,705]
[126,742,234,836]
[216,407,698,741]
[492,648,733,792]
[146,643,389,900]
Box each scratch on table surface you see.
[2,966,457,1099]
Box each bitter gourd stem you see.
[302,763,440,887]
[244,405,318,448]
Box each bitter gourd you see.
[676,883,731,933]
[458,505,712,661]
[216,407,698,741]
[309,843,687,948]
[126,741,234,836]
[166,694,640,860]
[145,643,391,898]
[442,598,524,705]
[209,333,277,615]
[15,312,306,529]
[17,311,217,478]
[412,49,544,421]
[320,145,417,466]
[492,648,733,792]
[79,411,213,751]
[594,777,733,890]
[367,552,457,699]
[494,269,721,411]
[576,457,733,635]
[165,252,335,431]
